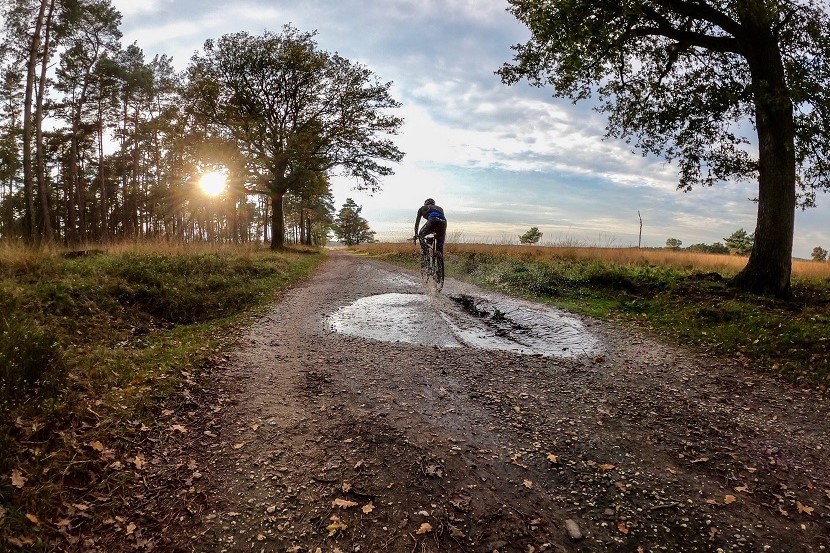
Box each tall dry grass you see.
[358,242,830,280]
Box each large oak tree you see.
[184,26,404,249]
[500,0,830,297]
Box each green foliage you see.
[184,25,404,247]
[665,238,682,250]
[724,229,754,256]
[333,198,376,246]
[0,312,61,408]
[519,226,543,245]
[686,242,730,254]
[812,246,828,262]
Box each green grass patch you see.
[0,245,323,547]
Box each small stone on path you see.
[564,519,583,541]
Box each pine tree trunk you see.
[34,0,57,243]
[22,0,49,243]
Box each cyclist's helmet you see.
[424,198,435,206]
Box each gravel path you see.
[183,252,829,552]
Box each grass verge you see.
[0,243,323,549]
[354,242,830,387]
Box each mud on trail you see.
[176,253,829,552]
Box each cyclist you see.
[413,198,447,257]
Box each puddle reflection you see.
[329,292,600,358]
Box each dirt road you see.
[182,253,829,552]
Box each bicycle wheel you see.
[420,251,430,282]
[433,252,444,290]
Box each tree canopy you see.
[184,26,404,249]
[333,198,375,246]
[501,0,830,297]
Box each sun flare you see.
[198,171,227,196]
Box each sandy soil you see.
[164,252,829,552]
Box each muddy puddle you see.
[329,291,601,358]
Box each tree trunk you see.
[270,189,285,250]
[34,0,57,243]
[23,0,49,242]
[732,33,795,298]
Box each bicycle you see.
[413,233,444,291]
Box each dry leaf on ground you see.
[326,515,348,536]
[25,514,39,525]
[416,523,433,534]
[332,498,358,509]
[362,502,374,514]
[523,479,533,489]
[546,453,558,463]
[723,495,737,505]
[617,521,629,534]
[796,501,814,515]
[11,469,27,488]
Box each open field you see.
[353,242,830,386]
[358,241,830,280]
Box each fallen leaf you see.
[779,506,789,517]
[617,521,629,534]
[723,495,737,505]
[72,503,90,511]
[796,501,814,515]
[690,457,710,464]
[11,469,27,488]
[126,522,136,535]
[637,546,645,553]
[614,481,627,492]
[232,443,245,450]
[546,453,558,463]
[88,441,105,452]
[132,455,145,470]
[354,460,364,470]
[161,409,174,417]
[523,479,533,489]
[341,482,352,492]
[256,534,265,541]
[56,519,71,527]
[25,514,39,525]
[7,537,35,547]
[599,463,616,471]
[416,523,433,535]
[706,498,719,505]
[734,486,749,493]
[362,502,374,514]
[514,406,521,413]
[332,498,358,509]
[708,527,717,541]
[170,424,187,433]
[326,515,348,536]
[187,459,198,470]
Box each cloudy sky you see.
[111,0,828,256]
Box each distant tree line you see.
[0,1,401,248]
[667,230,827,261]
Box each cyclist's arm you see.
[414,210,423,237]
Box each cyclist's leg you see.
[418,221,435,260]
[435,221,447,257]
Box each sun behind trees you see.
[0,4,402,249]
